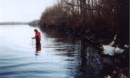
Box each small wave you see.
[0,56,32,61]
[0,62,43,69]
[0,70,54,76]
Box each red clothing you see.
[36,32,41,41]
[32,32,41,41]
[32,31,41,52]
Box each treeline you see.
[39,0,129,46]
[29,20,39,26]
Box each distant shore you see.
[0,22,29,25]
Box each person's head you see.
[34,29,38,32]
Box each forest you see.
[39,0,129,78]
[39,0,129,46]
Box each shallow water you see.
[0,25,81,78]
[0,25,128,78]
[0,25,103,78]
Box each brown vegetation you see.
[39,0,129,46]
[39,0,129,77]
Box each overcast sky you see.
[0,0,57,22]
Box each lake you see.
[0,25,102,78]
[0,25,78,78]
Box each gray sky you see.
[0,0,57,22]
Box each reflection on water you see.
[0,25,105,78]
[0,25,78,78]
[41,29,104,78]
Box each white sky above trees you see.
[0,0,57,22]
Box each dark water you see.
[0,25,103,78]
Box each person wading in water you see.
[32,29,41,55]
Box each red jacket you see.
[32,32,41,41]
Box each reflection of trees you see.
[41,28,128,77]
[39,0,129,76]
[75,41,103,78]
[40,28,78,44]
[53,36,104,78]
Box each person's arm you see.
[32,34,36,39]
[32,37,35,39]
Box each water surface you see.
[0,25,80,78]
